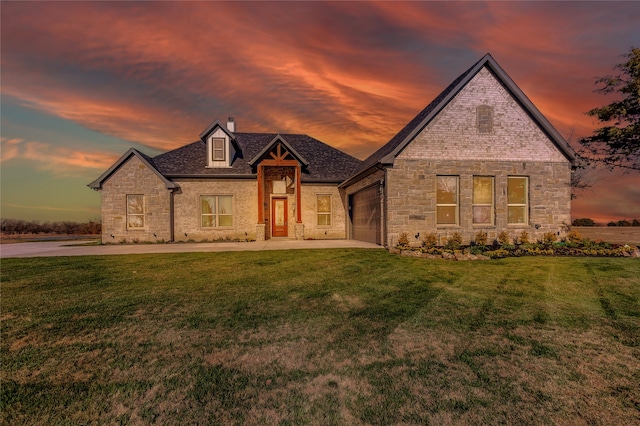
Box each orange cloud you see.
[1,136,119,176]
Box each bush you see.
[518,231,530,245]
[445,232,463,250]
[572,218,596,226]
[565,230,583,244]
[398,232,410,248]
[422,233,438,248]
[497,231,510,246]
[474,230,488,246]
[542,232,557,246]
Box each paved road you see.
[0,239,383,258]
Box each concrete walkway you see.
[0,239,383,258]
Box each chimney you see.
[227,117,235,133]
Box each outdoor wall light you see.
[535,224,541,229]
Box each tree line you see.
[1,219,101,235]
[572,218,640,227]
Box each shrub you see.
[474,230,488,246]
[565,230,583,244]
[497,231,510,246]
[572,218,596,226]
[542,232,557,246]
[398,232,410,248]
[422,233,438,248]
[445,232,463,250]
[518,230,530,245]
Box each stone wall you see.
[386,160,571,247]
[300,184,347,239]
[100,156,172,243]
[172,179,258,242]
[384,66,572,247]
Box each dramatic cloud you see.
[1,137,119,176]
[1,1,639,221]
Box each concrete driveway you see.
[0,239,383,258]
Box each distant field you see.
[572,227,640,245]
[2,250,639,425]
[0,234,99,244]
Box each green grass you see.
[2,250,639,425]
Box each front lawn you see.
[2,250,639,424]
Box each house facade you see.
[89,121,362,243]
[341,54,575,247]
[90,54,574,246]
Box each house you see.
[90,53,574,246]
[89,120,362,243]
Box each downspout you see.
[170,189,176,242]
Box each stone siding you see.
[172,179,257,242]
[400,68,569,163]
[300,184,347,239]
[384,67,572,247]
[100,156,172,243]
[386,160,571,246]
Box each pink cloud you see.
[1,136,119,176]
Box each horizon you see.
[1,2,639,223]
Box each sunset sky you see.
[1,1,639,224]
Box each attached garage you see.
[349,184,382,245]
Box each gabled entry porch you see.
[251,136,307,240]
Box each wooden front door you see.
[271,198,288,237]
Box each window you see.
[127,195,144,228]
[507,177,528,224]
[436,176,458,225]
[317,195,332,226]
[473,176,494,224]
[201,195,233,227]
[211,138,225,161]
[477,105,493,133]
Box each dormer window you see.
[212,138,225,161]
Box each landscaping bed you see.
[393,230,640,259]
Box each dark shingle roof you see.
[341,53,575,187]
[152,132,362,182]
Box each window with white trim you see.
[436,176,458,225]
[211,138,225,161]
[507,177,528,224]
[126,194,145,228]
[317,195,332,226]
[201,195,233,227]
[473,176,494,225]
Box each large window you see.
[317,195,332,226]
[201,195,233,227]
[436,176,458,225]
[126,194,145,228]
[507,177,528,224]
[211,138,225,161]
[473,176,494,225]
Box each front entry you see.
[271,198,288,237]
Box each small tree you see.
[579,47,640,171]
[572,218,596,226]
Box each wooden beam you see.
[296,164,302,223]
[257,165,264,224]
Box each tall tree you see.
[579,47,640,171]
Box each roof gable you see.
[344,53,575,186]
[199,119,242,154]
[88,148,177,190]
[248,134,309,167]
